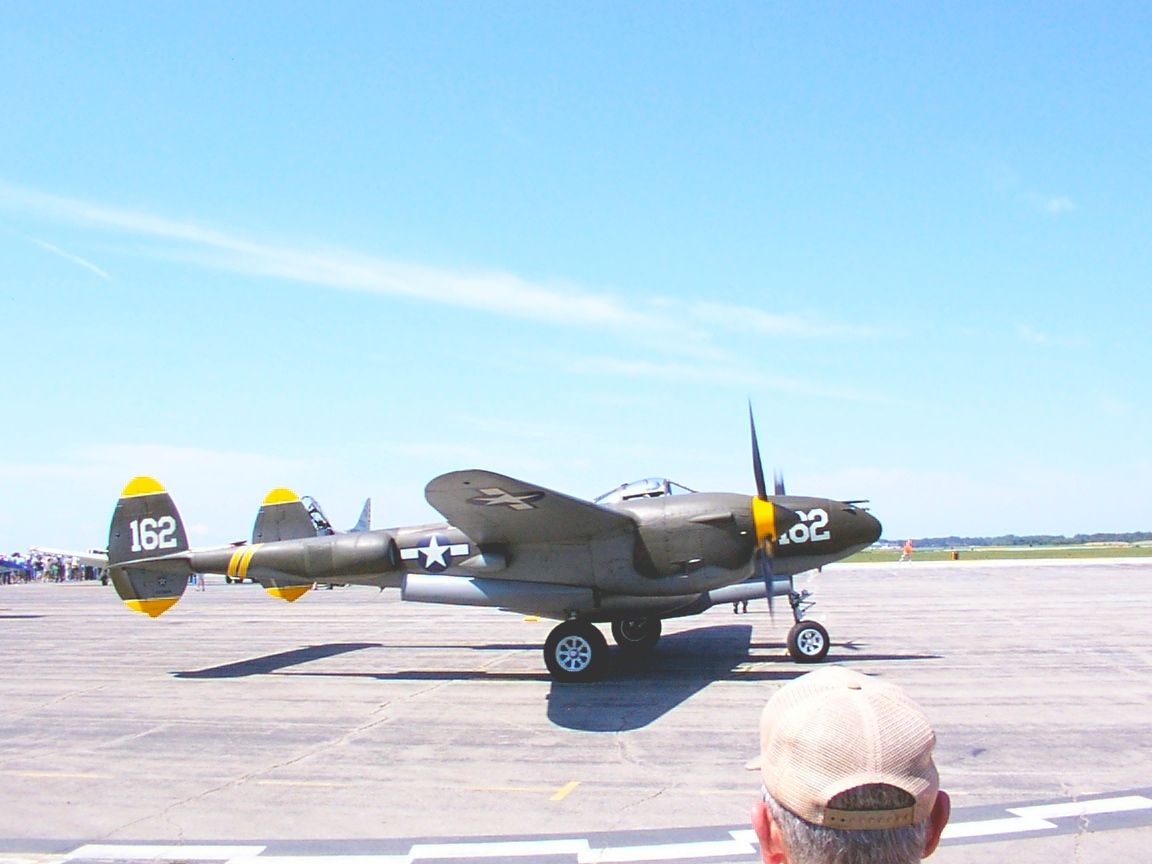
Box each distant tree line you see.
[882,532,1152,548]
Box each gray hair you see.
[763,785,930,864]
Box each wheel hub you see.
[620,619,648,641]
[797,628,825,655]
[556,635,592,672]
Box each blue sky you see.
[2,2,1151,550]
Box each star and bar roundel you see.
[399,533,471,573]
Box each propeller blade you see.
[749,402,768,500]
[774,469,786,496]
[754,544,775,622]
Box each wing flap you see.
[425,470,635,545]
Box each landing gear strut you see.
[544,621,610,682]
[611,617,662,651]
[785,588,830,663]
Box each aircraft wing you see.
[425,470,636,545]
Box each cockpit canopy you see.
[594,478,697,505]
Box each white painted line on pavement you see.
[45,797,1152,864]
[65,847,266,861]
[941,793,1152,840]
[409,840,590,859]
[578,840,756,863]
[940,816,1055,839]
[251,857,411,864]
[1009,794,1152,820]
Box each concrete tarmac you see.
[1,558,1150,862]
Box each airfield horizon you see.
[851,544,1152,563]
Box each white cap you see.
[748,667,939,830]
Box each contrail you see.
[30,237,111,279]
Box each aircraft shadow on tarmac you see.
[543,627,938,732]
[174,642,382,678]
[171,629,940,731]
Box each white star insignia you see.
[420,535,449,568]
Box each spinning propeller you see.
[749,403,796,619]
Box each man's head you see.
[748,667,950,864]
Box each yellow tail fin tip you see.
[265,585,311,603]
[121,476,167,498]
[262,487,301,505]
[124,597,180,617]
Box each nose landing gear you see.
[785,588,830,663]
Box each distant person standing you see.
[900,539,913,562]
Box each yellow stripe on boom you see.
[262,487,301,505]
[120,476,166,498]
[238,546,260,578]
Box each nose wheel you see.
[787,619,830,663]
[544,621,610,682]
[784,588,830,663]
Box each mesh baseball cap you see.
[748,666,939,830]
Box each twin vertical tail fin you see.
[250,487,314,603]
[252,488,318,543]
[107,477,191,617]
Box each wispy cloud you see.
[29,237,111,279]
[1017,324,1086,347]
[686,300,879,338]
[1024,191,1077,215]
[0,180,871,346]
[556,353,893,403]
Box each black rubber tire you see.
[544,621,610,682]
[610,618,662,651]
[787,620,830,663]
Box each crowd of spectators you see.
[0,551,108,585]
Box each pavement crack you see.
[100,670,470,839]
[0,684,108,723]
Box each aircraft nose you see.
[837,505,882,548]
[860,509,882,545]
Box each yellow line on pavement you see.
[468,781,581,800]
[471,786,556,793]
[2,770,107,779]
[550,781,580,801]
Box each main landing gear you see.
[543,617,664,682]
[785,588,830,663]
[610,617,662,651]
[543,621,610,683]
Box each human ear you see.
[751,801,788,864]
[922,791,951,857]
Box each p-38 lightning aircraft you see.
[107,414,881,681]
